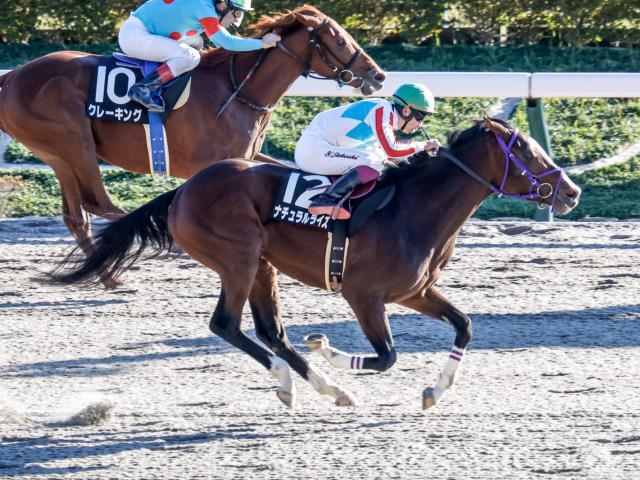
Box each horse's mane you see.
[382,118,513,183]
[200,5,324,68]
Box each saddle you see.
[87,53,191,124]
[85,53,192,176]
[270,170,395,292]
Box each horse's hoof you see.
[335,392,357,407]
[422,387,437,410]
[303,333,329,351]
[102,277,124,289]
[276,389,296,408]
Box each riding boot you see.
[127,64,174,113]
[308,168,366,220]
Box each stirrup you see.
[130,93,165,113]
[309,204,351,220]
[309,192,352,220]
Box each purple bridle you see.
[492,130,563,211]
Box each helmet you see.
[226,0,254,11]
[392,83,435,114]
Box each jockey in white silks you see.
[295,82,441,219]
[118,0,281,112]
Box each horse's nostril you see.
[375,72,386,83]
[565,187,579,198]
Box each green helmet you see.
[392,83,435,114]
[226,0,253,11]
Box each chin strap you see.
[394,103,419,133]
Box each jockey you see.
[295,82,440,219]
[118,0,281,112]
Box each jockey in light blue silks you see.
[118,0,280,112]
[295,82,441,219]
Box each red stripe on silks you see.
[449,354,461,361]
[374,107,416,158]
[156,64,175,83]
[199,17,221,37]
[168,31,182,40]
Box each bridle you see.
[216,17,364,117]
[438,129,565,212]
[276,17,363,87]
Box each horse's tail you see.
[50,188,179,286]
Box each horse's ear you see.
[293,11,324,30]
[483,116,509,137]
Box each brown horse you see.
[0,5,384,254]
[51,118,581,410]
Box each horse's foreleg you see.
[249,260,355,407]
[304,295,397,373]
[400,286,473,410]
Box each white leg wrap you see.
[430,347,465,403]
[316,345,365,370]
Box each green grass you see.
[0,170,183,217]
[266,96,640,167]
[2,43,639,218]
[3,43,640,72]
[2,157,639,220]
[366,45,640,73]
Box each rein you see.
[433,129,565,212]
[216,17,363,117]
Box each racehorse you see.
[0,5,384,258]
[50,118,581,410]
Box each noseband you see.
[493,130,563,207]
[440,130,565,212]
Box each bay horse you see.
[0,5,384,256]
[51,118,581,410]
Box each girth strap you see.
[324,220,349,292]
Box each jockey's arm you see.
[372,105,425,159]
[199,17,263,51]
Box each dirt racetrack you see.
[1,216,639,479]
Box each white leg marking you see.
[306,368,357,407]
[269,356,296,408]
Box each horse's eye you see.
[337,38,347,48]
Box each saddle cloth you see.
[270,169,396,293]
[85,53,191,124]
[270,170,395,233]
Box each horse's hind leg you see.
[208,263,300,408]
[304,294,398,372]
[10,75,124,228]
[249,259,356,407]
[50,158,123,289]
[50,118,125,223]
[400,286,473,410]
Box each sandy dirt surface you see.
[1,216,639,479]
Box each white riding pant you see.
[118,15,202,77]
[295,130,387,175]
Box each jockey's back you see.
[302,98,420,160]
